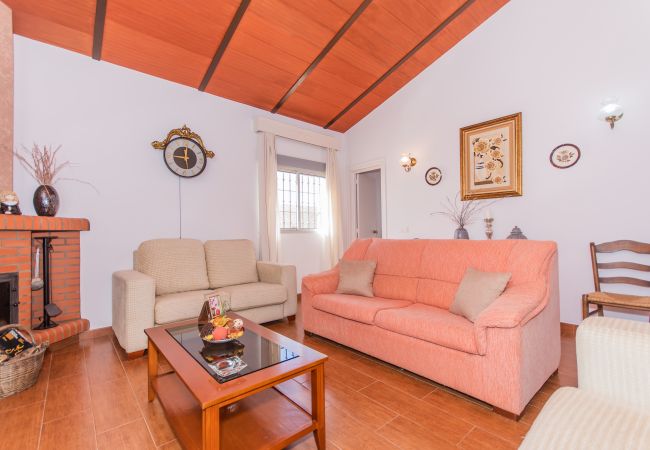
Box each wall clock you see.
[425,167,442,185]
[151,125,215,178]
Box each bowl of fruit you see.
[200,316,244,344]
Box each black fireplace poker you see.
[33,236,62,330]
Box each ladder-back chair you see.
[582,240,650,319]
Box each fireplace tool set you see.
[32,236,62,329]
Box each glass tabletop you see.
[166,322,299,383]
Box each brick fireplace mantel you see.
[0,215,90,345]
[0,215,90,231]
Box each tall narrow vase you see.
[454,226,469,239]
[33,185,60,217]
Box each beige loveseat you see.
[520,316,650,448]
[112,239,296,355]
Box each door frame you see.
[350,159,387,241]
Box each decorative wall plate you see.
[550,144,580,169]
[425,167,442,185]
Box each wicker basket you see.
[0,324,48,398]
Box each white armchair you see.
[520,316,650,449]
[112,239,296,357]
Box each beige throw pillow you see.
[335,260,377,297]
[450,267,511,322]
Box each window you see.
[278,170,326,230]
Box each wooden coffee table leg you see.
[311,364,326,449]
[148,339,158,402]
[203,406,220,450]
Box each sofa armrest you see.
[475,282,547,329]
[577,317,650,412]
[112,270,155,354]
[257,262,297,317]
[301,268,339,295]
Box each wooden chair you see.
[582,240,650,320]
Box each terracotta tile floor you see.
[0,308,577,450]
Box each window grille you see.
[277,170,326,230]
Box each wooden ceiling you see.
[6,0,508,132]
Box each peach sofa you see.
[302,238,560,417]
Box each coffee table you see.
[145,313,327,450]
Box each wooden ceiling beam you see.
[271,0,373,114]
[198,0,251,91]
[324,0,476,129]
[92,0,107,60]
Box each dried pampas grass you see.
[14,144,69,186]
[14,144,98,192]
[432,192,499,228]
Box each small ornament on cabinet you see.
[507,226,528,239]
[484,209,494,240]
[0,191,21,215]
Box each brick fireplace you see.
[0,272,18,325]
[0,215,90,344]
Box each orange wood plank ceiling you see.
[5,0,508,132]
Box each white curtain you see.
[324,148,343,267]
[259,132,280,262]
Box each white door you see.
[356,169,382,238]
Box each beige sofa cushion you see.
[205,240,259,289]
[135,239,210,296]
[154,289,215,324]
[217,282,287,311]
[335,259,376,297]
[449,267,511,322]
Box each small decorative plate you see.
[202,336,238,345]
[199,321,244,345]
[425,167,442,185]
[550,144,580,169]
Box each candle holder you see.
[484,218,494,240]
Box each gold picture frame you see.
[460,112,522,200]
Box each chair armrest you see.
[475,282,547,329]
[112,270,155,354]
[577,317,650,412]
[301,268,339,295]
[257,262,297,317]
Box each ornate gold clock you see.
[151,125,214,178]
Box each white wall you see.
[12,36,345,328]
[345,0,650,325]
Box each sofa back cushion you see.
[359,239,427,301]
[341,238,557,310]
[417,240,516,309]
[204,239,259,288]
[135,239,210,296]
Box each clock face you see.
[163,137,207,178]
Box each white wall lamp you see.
[399,153,417,172]
[599,98,624,129]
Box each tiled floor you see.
[0,309,577,450]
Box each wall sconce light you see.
[399,153,417,172]
[599,98,624,129]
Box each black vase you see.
[454,226,469,239]
[33,185,60,217]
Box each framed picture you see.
[550,143,580,169]
[460,112,522,200]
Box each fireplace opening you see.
[0,272,19,326]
